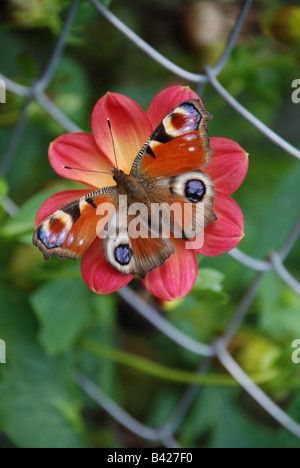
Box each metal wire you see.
[1,0,300,447]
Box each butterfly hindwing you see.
[33,188,118,260]
[131,99,213,179]
[103,210,175,279]
[155,170,217,240]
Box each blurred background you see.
[0,0,300,448]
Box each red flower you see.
[35,86,248,301]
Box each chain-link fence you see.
[1,0,300,448]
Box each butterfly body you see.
[33,99,217,279]
[112,168,155,202]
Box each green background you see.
[0,0,300,448]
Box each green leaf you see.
[191,268,230,305]
[0,187,62,239]
[0,177,9,221]
[31,56,91,132]
[258,272,300,339]
[194,268,225,292]
[146,389,180,428]
[30,279,92,356]
[0,176,8,197]
[0,182,79,242]
[100,0,112,6]
[276,394,300,448]
[180,388,275,448]
[0,285,86,448]
[210,388,276,448]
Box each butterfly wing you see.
[103,209,174,279]
[102,172,216,279]
[131,99,213,179]
[129,99,217,264]
[33,187,118,260]
[155,170,217,240]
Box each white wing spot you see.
[67,234,74,247]
[184,135,196,141]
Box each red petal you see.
[195,192,244,256]
[141,238,198,301]
[147,86,204,130]
[35,189,91,228]
[49,133,115,189]
[206,138,249,195]
[92,93,153,172]
[81,237,135,294]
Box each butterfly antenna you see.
[107,118,119,170]
[63,166,111,175]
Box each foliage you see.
[0,0,300,448]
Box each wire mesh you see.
[1,0,300,447]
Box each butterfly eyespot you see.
[38,222,65,249]
[170,112,186,130]
[185,179,206,203]
[114,244,133,266]
[182,104,201,123]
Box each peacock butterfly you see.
[33,99,217,279]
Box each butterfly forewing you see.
[33,188,118,260]
[131,99,213,179]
